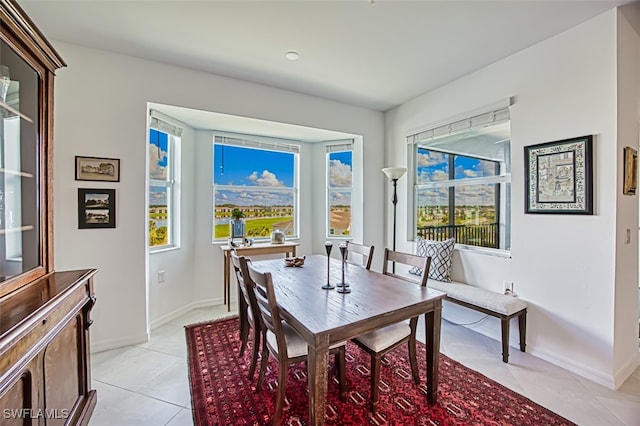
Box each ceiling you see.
[20,0,632,113]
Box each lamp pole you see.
[382,167,407,274]
[391,177,399,251]
[391,177,399,273]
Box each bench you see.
[427,278,528,363]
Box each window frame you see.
[326,148,353,238]
[413,147,508,250]
[407,100,512,255]
[148,125,180,252]
[212,133,300,243]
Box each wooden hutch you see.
[0,1,97,425]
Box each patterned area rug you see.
[186,317,575,425]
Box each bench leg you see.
[501,318,509,363]
[518,310,527,352]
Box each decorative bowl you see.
[284,256,305,267]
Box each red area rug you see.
[186,317,575,425]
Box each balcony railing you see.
[417,223,499,249]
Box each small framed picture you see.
[623,146,637,195]
[75,156,120,182]
[78,188,116,229]
[524,135,593,214]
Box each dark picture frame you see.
[78,188,116,229]
[75,156,120,182]
[524,135,593,214]
[623,146,637,195]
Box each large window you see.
[327,143,353,237]
[148,114,181,249]
[213,135,298,241]
[410,102,511,251]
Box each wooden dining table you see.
[250,254,445,426]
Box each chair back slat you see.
[244,260,288,357]
[231,251,262,329]
[346,241,375,270]
[382,248,431,287]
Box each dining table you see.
[250,254,445,426]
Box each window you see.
[409,101,511,251]
[212,135,298,241]
[148,114,181,249]
[327,143,353,237]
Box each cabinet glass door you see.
[0,38,41,282]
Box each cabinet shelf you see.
[0,225,34,235]
[0,99,33,123]
[0,167,34,178]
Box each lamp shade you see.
[382,167,407,180]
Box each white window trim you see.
[148,111,182,252]
[212,132,300,243]
[326,141,354,238]
[406,98,513,255]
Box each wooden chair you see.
[352,248,431,412]
[231,251,264,379]
[242,257,347,425]
[346,241,375,270]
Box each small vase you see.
[229,218,245,238]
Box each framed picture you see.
[78,188,116,229]
[524,135,593,214]
[75,156,120,182]
[623,146,637,195]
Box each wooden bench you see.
[427,278,528,363]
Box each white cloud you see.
[330,159,352,187]
[417,151,446,167]
[247,170,284,187]
[149,144,168,179]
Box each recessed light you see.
[285,51,300,61]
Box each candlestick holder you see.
[336,243,351,294]
[322,241,335,289]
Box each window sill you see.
[212,237,300,246]
[150,245,180,254]
[454,244,511,258]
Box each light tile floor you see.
[88,304,640,426]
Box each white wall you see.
[147,121,197,329]
[385,10,637,388]
[51,41,384,351]
[614,4,640,383]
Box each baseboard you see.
[613,351,640,389]
[442,301,624,389]
[527,345,616,389]
[91,332,150,354]
[149,298,220,330]
[90,298,222,353]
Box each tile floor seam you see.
[93,378,190,409]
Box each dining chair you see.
[352,248,431,413]
[346,241,375,270]
[242,257,347,425]
[230,250,264,380]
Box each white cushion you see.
[428,278,527,316]
[266,322,344,358]
[355,322,412,353]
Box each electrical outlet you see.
[503,280,513,292]
[158,270,166,283]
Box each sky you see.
[213,144,294,187]
[149,129,169,180]
[212,145,353,207]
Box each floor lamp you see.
[382,167,407,273]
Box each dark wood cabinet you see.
[0,1,97,425]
